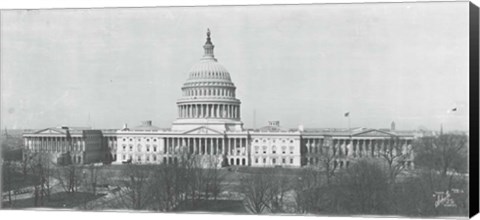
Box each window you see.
[130,138,133,142]
[138,156,141,162]
[290,140,294,143]
[129,145,133,151]
[153,155,157,161]
[263,158,266,163]
[146,145,150,152]
[272,158,276,164]
[282,158,286,164]
[123,138,126,141]
[290,146,294,154]
[272,146,277,154]
[137,144,142,152]
[146,156,150,162]
[123,145,126,151]
[262,146,267,154]
[282,146,286,154]
[290,158,294,164]
[122,155,126,160]
[153,145,157,152]
[255,158,258,163]
[255,146,259,154]
[147,139,150,142]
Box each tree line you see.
[2,133,469,216]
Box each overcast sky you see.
[0,2,470,131]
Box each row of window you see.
[28,144,85,152]
[121,138,159,142]
[183,87,235,97]
[254,157,294,165]
[122,144,158,152]
[254,145,295,154]
[254,139,295,144]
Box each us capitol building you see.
[23,30,415,169]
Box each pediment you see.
[352,129,396,137]
[182,126,224,135]
[34,128,65,134]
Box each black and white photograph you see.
[0,0,476,218]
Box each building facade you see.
[23,127,105,165]
[22,30,415,169]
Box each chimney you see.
[268,121,280,127]
[142,120,152,126]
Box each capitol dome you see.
[171,29,243,132]
[186,60,232,82]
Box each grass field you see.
[2,192,105,209]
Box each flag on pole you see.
[447,107,458,113]
[344,112,350,117]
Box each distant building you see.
[22,30,415,169]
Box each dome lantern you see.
[202,28,216,61]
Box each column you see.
[242,138,245,155]
[201,138,205,155]
[235,138,239,156]
[225,138,229,156]
[190,105,193,118]
[210,104,213,118]
[209,138,212,155]
[202,104,206,118]
[197,105,200,118]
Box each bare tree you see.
[240,171,273,214]
[293,167,323,213]
[318,140,339,185]
[414,133,468,176]
[25,152,54,207]
[55,164,83,193]
[115,164,154,210]
[378,137,410,185]
[336,159,390,215]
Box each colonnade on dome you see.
[177,103,240,119]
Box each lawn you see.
[2,171,39,192]
[2,192,105,209]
